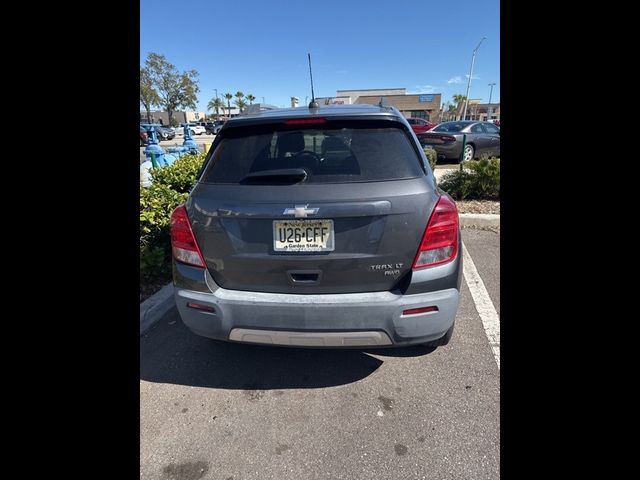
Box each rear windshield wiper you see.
[240,168,308,185]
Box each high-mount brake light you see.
[284,118,327,125]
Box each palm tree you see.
[223,92,233,118]
[452,94,467,120]
[246,94,256,105]
[234,98,248,112]
[447,104,457,121]
[207,96,225,121]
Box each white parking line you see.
[462,242,500,369]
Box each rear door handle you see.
[288,270,322,285]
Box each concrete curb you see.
[140,282,175,336]
[459,213,500,228]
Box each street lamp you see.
[462,36,487,121]
[487,83,496,120]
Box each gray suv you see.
[171,104,461,348]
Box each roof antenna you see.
[307,53,319,109]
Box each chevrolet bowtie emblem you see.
[283,205,319,218]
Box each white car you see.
[180,123,206,135]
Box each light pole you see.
[462,36,486,121]
[487,83,496,120]
[262,96,265,104]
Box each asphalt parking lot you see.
[140,228,500,480]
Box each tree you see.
[207,96,225,121]
[224,92,233,117]
[452,94,467,120]
[143,52,200,127]
[234,98,248,112]
[447,104,457,121]
[246,94,256,105]
[140,67,160,123]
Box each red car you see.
[407,117,436,134]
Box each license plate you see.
[273,219,334,252]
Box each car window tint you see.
[470,123,486,133]
[432,122,468,132]
[485,123,500,133]
[201,121,424,184]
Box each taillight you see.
[284,118,327,125]
[171,205,205,267]
[412,195,459,269]
[440,135,456,142]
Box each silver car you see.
[417,121,500,162]
[171,104,462,349]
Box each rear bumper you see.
[426,143,462,160]
[174,275,459,348]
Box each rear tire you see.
[462,144,475,162]
[423,322,455,348]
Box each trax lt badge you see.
[283,205,319,218]
[369,263,404,277]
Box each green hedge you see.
[423,147,437,172]
[150,153,204,193]
[439,156,500,200]
[140,153,206,283]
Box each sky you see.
[140,0,500,112]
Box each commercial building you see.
[315,88,443,123]
[467,102,500,121]
[444,100,500,122]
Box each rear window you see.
[200,120,424,184]
[432,122,470,133]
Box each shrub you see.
[140,182,189,283]
[141,153,205,284]
[423,146,438,172]
[150,153,206,193]
[439,169,475,200]
[467,156,500,199]
[439,156,500,200]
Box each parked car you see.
[406,117,437,134]
[140,124,175,142]
[417,121,500,162]
[171,104,461,349]
[140,126,148,146]
[180,123,206,135]
[206,120,225,134]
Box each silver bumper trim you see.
[228,328,392,347]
